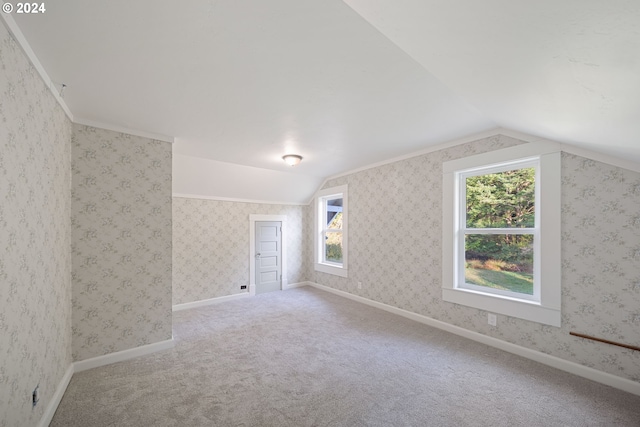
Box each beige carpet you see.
[51,287,640,426]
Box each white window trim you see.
[442,142,562,327]
[315,185,348,278]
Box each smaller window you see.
[323,197,344,264]
[315,185,348,277]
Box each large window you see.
[442,142,561,326]
[315,185,348,277]
[461,160,537,301]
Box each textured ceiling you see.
[8,0,640,201]
[10,0,493,179]
[344,0,640,163]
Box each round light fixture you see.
[282,154,303,166]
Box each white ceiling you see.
[343,0,640,162]
[9,0,640,202]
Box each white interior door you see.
[255,221,282,294]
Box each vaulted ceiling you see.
[8,0,640,203]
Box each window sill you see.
[442,287,560,327]
[315,262,348,278]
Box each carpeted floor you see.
[51,287,640,426]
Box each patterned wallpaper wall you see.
[315,135,640,383]
[71,125,173,361]
[173,197,310,305]
[0,23,73,427]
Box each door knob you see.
[255,253,261,258]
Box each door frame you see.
[249,214,287,296]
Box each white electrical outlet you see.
[488,313,497,326]
[357,281,362,289]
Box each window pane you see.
[325,231,343,263]
[326,198,343,230]
[466,168,535,228]
[464,234,534,295]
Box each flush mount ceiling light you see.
[282,154,303,166]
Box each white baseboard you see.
[307,282,640,396]
[37,364,74,427]
[285,281,310,290]
[173,292,251,312]
[74,339,175,373]
[40,339,175,424]
[173,284,306,311]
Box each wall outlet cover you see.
[488,313,497,327]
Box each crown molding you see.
[4,13,637,177]
[172,193,308,206]
[74,118,175,143]
[1,14,73,120]
[317,128,640,194]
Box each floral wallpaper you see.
[2,12,638,427]
[173,197,310,305]
[71,125,173,361]
[0,22,73,427]
[315,135,640,383]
